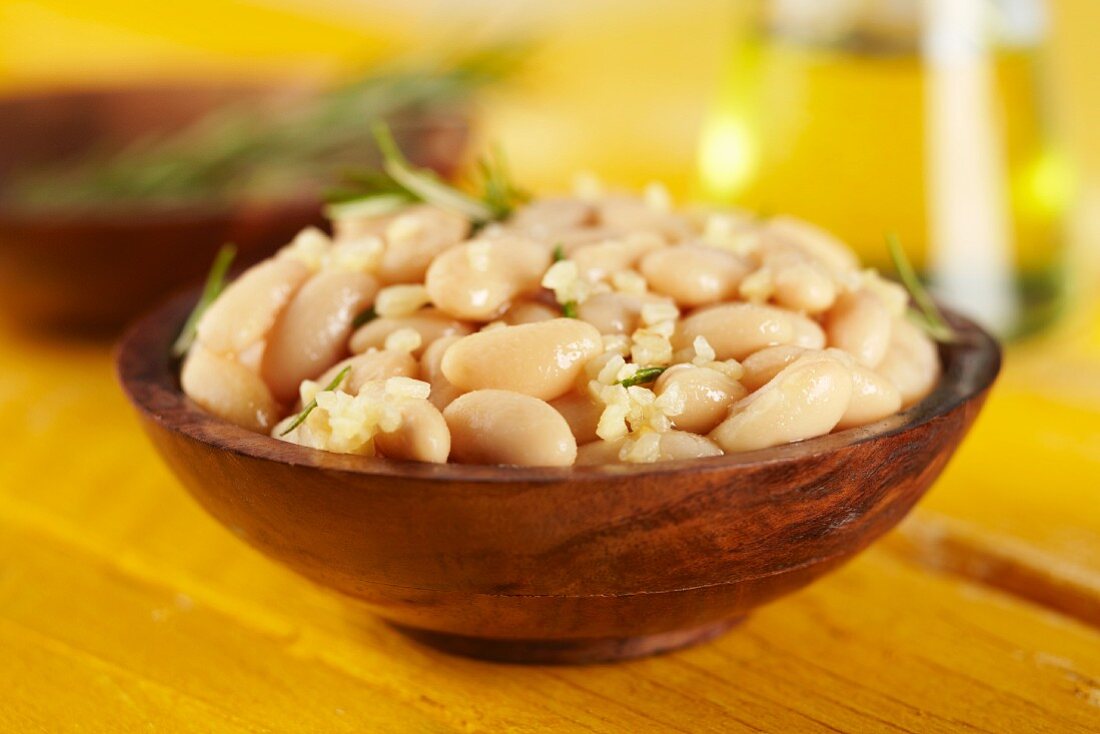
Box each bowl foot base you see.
[391,617,744,664]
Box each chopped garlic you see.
[692,335,716,365]
[278,227,332,271]
[703,214,761,256]
[620,430,662,463]
[385,212,425,246]
[375,284,431,317]
[466,241,492,271]
[384,328,423,354]
[858,269,909,318]
[542,259,595,306]
[593,381,683,442]
[573,171,603,200]
[276,376,431,455]
[643,182,672,212]
[739,267,774,303]
[610,270,648,295]
[327,236,384,274]
[640,301,680,326]
[602,334,632,356]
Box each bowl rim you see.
[117,290,1002,485]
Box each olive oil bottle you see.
[697,0,1069,337]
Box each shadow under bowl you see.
[0,85,467,334]
[117,292,1001,663]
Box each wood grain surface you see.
[2,302,1100,729]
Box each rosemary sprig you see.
[171,244,236,358]
[279,366,352,437]
[886,233,957,343]
[552,243,566,262]
[330,121,527,230]
[618,366,667,388]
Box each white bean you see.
[876,318,941,407]
[764,216,859,278]
[640,245,751,307]
[549,390,604,444]
[441,319,603,400]
[501,300,561,325]
[315,350,419,398]
[575,431,723,465]
[349,308,472,358]
[425,236,550,320]
[374,399,451,463]
[261,271,379,403]
[838,364,903,430]
[654,364,747,434]
[419,335,465,410]
[763,242,838,314]
[673,303,825,361]
[444,390,577,466]
[740,345,810,392]
[196,258,309,357]
[181,344,280,432]
[571,233,665,282]
[709,354,853,452]
[576,292,665,335]
[825,290,892,367]
[375,205,470,284]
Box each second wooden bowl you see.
[117,294,1000,663]
[0,85,467,333]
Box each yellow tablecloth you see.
[1,302,1099,731]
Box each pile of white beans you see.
[180,183,940,467]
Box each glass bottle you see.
[696,0,1070,338]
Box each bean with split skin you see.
[654,364,747,434]
[709,354,852,452]
[425,236,550,321]
[419,335,465,410]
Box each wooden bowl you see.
[0,85,468,334]
[117,293,1000,663]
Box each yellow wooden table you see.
[2,302,1100,733]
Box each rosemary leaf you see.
[552,244,566,262]
[351,307,377,329]
[618,366,667,388]
[171,244,236,358]
[279,366,352,437]
[561,300,578,319]
[324,193,413,220]
[886,233,957,343]
[371,122,493,222]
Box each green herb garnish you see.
[561,300,579,319]
[351,306,377,329]
[552,243,566,262]
[330,121,527,231]
[618,366,667,388]
[279,365,352,437]
[9,46,524,209]
[886,233,957,343]
[171,244,236,359]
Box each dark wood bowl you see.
[117,293,1001,663]
[0,85,468,334]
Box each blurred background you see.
[1,0,1100,338]
[0,0,1098,549]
